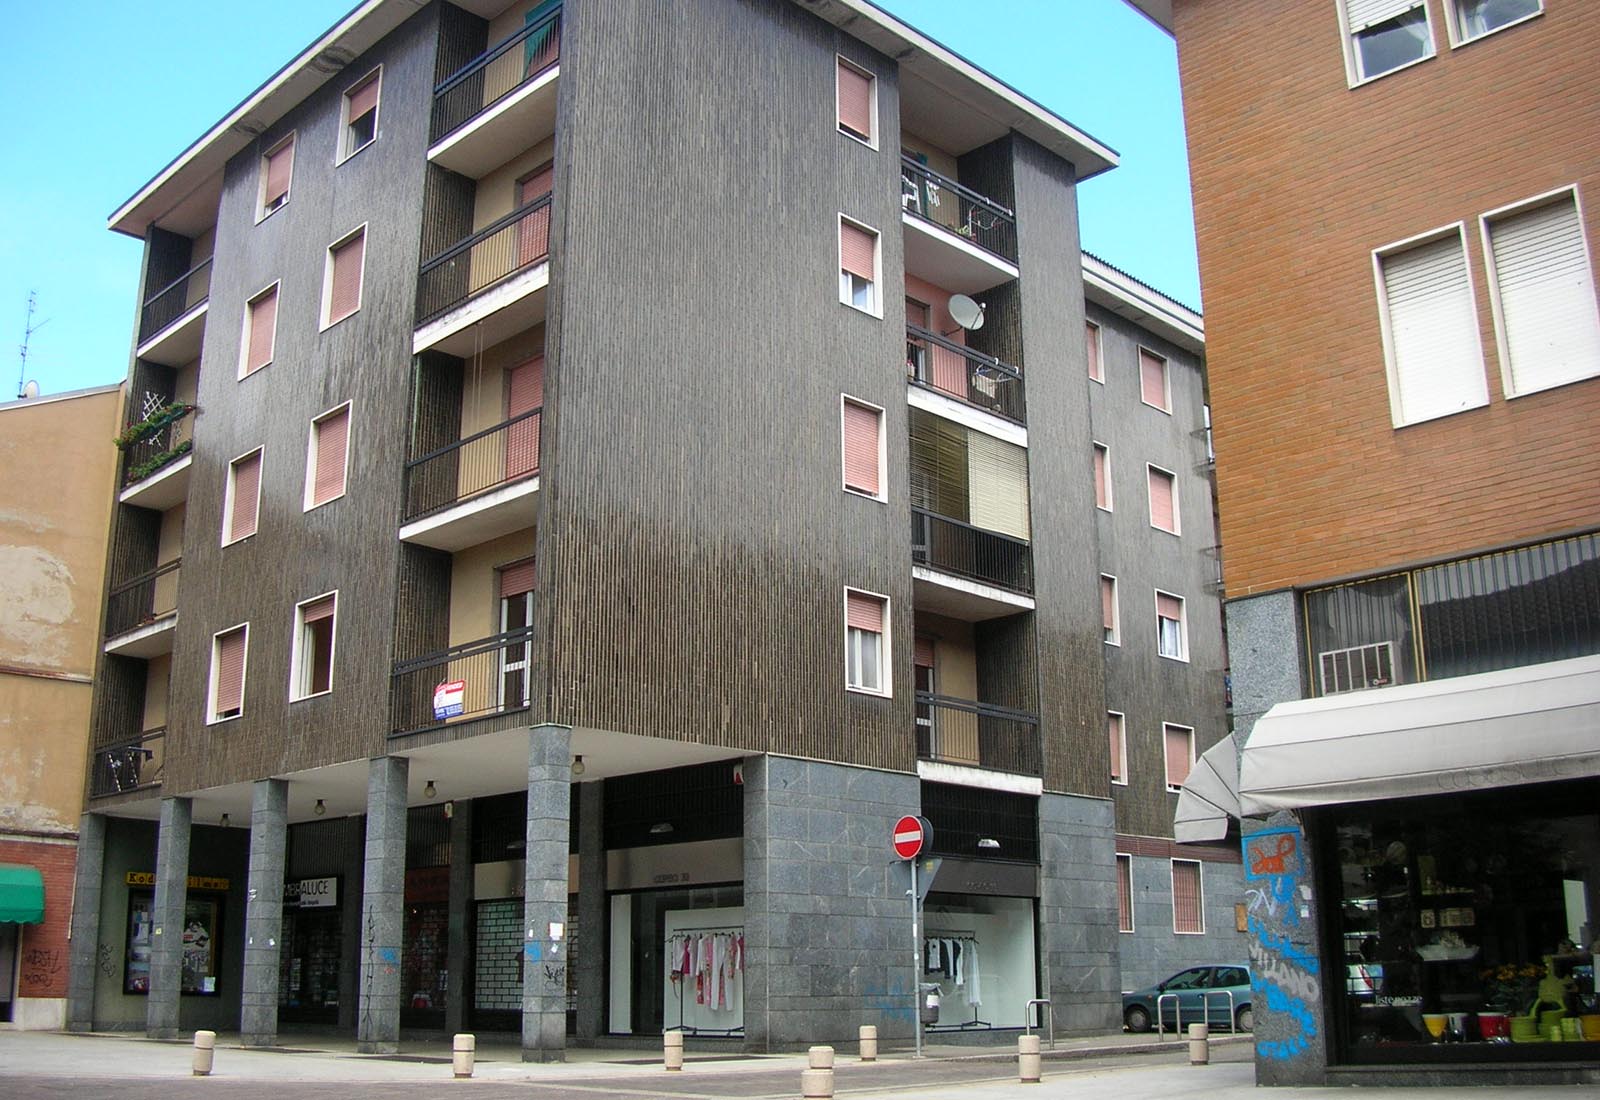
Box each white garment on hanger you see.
[965,941,981,1006]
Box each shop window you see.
[124,889,223,995]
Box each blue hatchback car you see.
[1122,964,1253,1033]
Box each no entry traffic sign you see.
[892,815,930,860]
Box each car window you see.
[1163,968,1211,990]
[1215,967,1247,986]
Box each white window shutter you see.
[1346,0,1421,32]
[1488,195,1600,397]
[1380,232,1487,425]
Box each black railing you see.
[139,257,212,345]
[403,408,542,522]
[916,693,1040,776]
[900,157,1017,264]
[120,405,195,487]
[391,626,536,734]
[105,559,181,639]
[912,507,1033,594]
[91,728,165,797]
[906,324,1025,423]
[432,7,562,143]
[417,194,552,325]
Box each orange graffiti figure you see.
[1250,833,1296,876]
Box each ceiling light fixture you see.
[220,813,231,828]
[572,755,586,777]
[424,780,437,799]
[977,837,1001,850]
[314,799,326,816]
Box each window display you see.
[124,890,222,996]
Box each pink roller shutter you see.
[1116,856,1132,930]
[1149,468,1176,531]
[1165,726,1192,788]
[842,400,880,495]
[215,628,247,716]
[1093,446,1109,509]
[840,222,875,280]
[499,558,536,598]
[264,139,293,209]
[1157,593,1183,622]
[1086,322,1102,381]
[506,356,544,479]
[1101,577,1115,632]
[329,232,365,323]
[301,594,335,624]
[313,408,350,506]
[518,167,553,267]
[837,60,872,139]
[913,635,935,669]
[347,73,379,120]
[1109,716,1124,781]
[246,289,277,374]
[230,452,261,541]
[845,591,884,633]
[1139,350,1168,410]
[1172,861,1202,933]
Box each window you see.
[1342,0,1434,84]
[1375,226,1488,426]
[845,588,889,695]
[1116,854,1134,932]
[1482,189,1600,398]
[1147,465,1179,535]
[208,624,249,723]
[1156,591,1187,661]
[322,226,367,328]
[1449,0,1541,45]
[339,68,380,162]
[1164,723,1195,791]
[223,449,263,545]
[836,57,876,146]
[1101,575,1120,646]
[305,404,351,510]
[1086,321,1103,383]
[839,218,880,316]
[1171,858,1204,934]
[241,283,279,377]
[1109,711,1127,785]
[1092,443,1112,511]
[290,593,336,700]
[259,134,294,218]
[841,396,885,499]
[1138,348,1169,412]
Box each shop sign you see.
[433,680,465,720]
[126,872,230,891]
[284,876,338,909]
[606,838,742,891]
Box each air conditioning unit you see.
[1318,641,1395,695]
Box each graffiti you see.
[1243,825,1318,1063]
[543,962,566,989]
[1250,833,1296,875]
[1244,827,1302,928]
[98,943,119,978]
[861,975,915,1021]
[21,947,62,989]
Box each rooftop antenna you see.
[18,291,49,399]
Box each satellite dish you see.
[20,380,39,399]
[948,294,985,331]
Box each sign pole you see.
[911,856,922,1059]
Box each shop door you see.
[278,909,342,1023]
[0,923,15,1023]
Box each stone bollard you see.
[1188,1022,1210,1065]
[858,1024,878,1062]
[192,1030,216,1077]
[452,1033,476,1078]
[801,1045,836,1098]
[663,1028,684,1071]
[1017,1033,1041,1083]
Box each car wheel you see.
[1125,1004,1152,1033]
[1235,1005,1253,1032]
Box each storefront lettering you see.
[1432,757,1588,791]
[283,877,338,909]
[125,872,229,891]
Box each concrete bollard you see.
[452,1033,476,1078]
[663,1028,684,1071]
[808,1045,835,1070]
[802,1046,836,1096]
[192,1030,216,1077]
[858,1025,878,1062]
[1188,1022,1210,1065]
[1017,1033,1041,1083]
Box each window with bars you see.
[1117,854,1134,932]
[1172,859,1204,934]
[1319,641,1395,694]
[921,781,1039,863]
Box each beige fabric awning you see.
[1174,735,1240,843]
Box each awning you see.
[1174,735,1240,843]
[0,864,45,924]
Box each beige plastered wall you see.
[448,527,536,648]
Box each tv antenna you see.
[18,291,49,399]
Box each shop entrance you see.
[279,906,341,1023]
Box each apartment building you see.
[1134,0,1600,1086]
[71,0,1236,1056]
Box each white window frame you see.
[1116,853,1135,932]
[304,401,353,512]
[1146,463,1181,536]
[840,394,888,502]
[206,622,250,725]
[1109,710,1128,785]
[1171,857,1205,935]
[337,65,382,164]
[1137,345,1171,413]
[256,132,295,223]
[844,586,891,698]
[222,446,264,547]
[289,590,338,702]
[1164,722,1196,791]
[238,280,281,380]
[1336,0,1437,88]
[1086,320,1104,384]
[1156,589,1189,663]
[1479,185,1600,400]
[320,223,368,331]
[1093,441,1113,512]
[835,55,878,149]
[1101,574,1121,647]
[1445,0,1543,48]
[838,215,882,319]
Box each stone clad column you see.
[445,798,474,1036]
[357,756,409,1054]
[575,780,605,1041]
[522,724,572,1062]
[241,779,288,1046]
[146,796,192,1039]
[67,813,106,1032]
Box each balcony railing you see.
[105,558,181,638]
[432,6,561,144]
[91,728,165,798]
[901,157,1017,264]
[417,194,552,325]
[916,692,1040,776]
[906,324,1025,423]
[403,408,542,523]
[912,507,1033,594]
[119,404,195,487]
[391,626,536,734]
[139,257,212,345]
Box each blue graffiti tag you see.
[1247,916,1319,975]
[1243,825,1319,1062]
[861,976,915,1020]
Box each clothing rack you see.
[666,925,745,1037]
[923,931,988,1030]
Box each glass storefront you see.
[923,892,1037,1030]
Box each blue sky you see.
[1,0,1193,399]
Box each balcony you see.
[103,559,180,657]
[117,403,195,508]
[429,6,561,177]
[916,693,1040,776]
[90,728,166,798]
[136,257,211,367]
[901,157,1017,294]
[415,194,551,355]
[912,508,1034,618]
[400,409,541,551]
[907,324,1025,425]
[391,626,535,735]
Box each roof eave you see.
[1082,253,1203,354]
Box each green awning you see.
[0,864,45,924]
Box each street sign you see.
[893,815,928,860]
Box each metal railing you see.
[120,405,195,487]
[912,508,1033,594]
[105,559,181,638]
[431,6,562,144]
[915,692,1041,776]
[91,728,165,797]
[139,257,212,344]
[900,156,1017,264]
[391,626,536,734]
[416,193,552,325]
[403,408,542,523]
[906,324,1025,423]
[1156,989,1236,1040]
